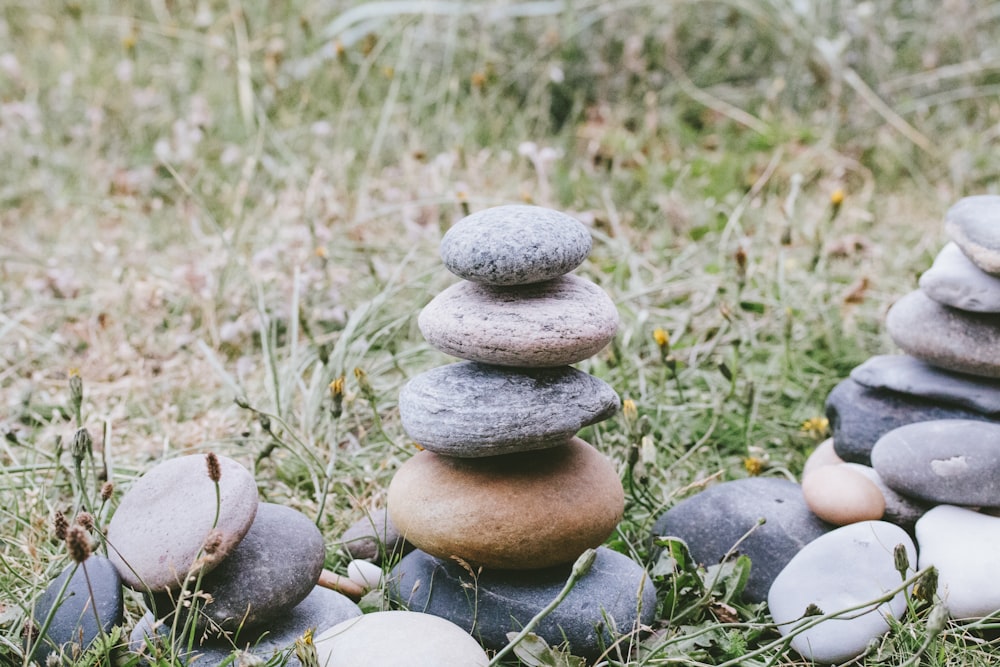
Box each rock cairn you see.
[30,453,361,666]
[652,197,1000,664]
[387,204,656,659]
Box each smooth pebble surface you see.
[870,419,1000,507]
[886,290,1000,378]
[945,195,1000,276]
[107,454,258,591]
[850,354,1000,416]
[843,463,928,531]
[130,586,361,667]
[917,505,1000,619]
[825,377,994,464]
[390,547,656,659]
[29,555,123,665]
[768,521,915,664]
[801,438,843,478]
[338,508,411,563]
[147,503,325,633]
[388,437,623,569]
[650,478,831,602]
[313,611,489,667]
[920,242,1000,312]
[440,205,592,285]
[418,274,619,367]
[398,361,620,456]
[802,464,885,526]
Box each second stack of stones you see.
[387,205,656,660]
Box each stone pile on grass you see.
[385,204,656,660]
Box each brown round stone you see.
[387,437,624,569]
[801,438,844,478]
[802,464,885,526]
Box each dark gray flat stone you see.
[440,205,592,285]
[871,419,1000,507]
[130,586,361,666]
[28,555,123,665]
[388,547,656,660]
[945,195,1000,276]
[919,242,1000,312]
[399,362,620,456]
[650,478,832,603]
[850,354,1000,416]
[107,454,259,592]
[886,290,1000,378]
[338,508,412,564]
[148,503,325,634]
[826,378,997,465]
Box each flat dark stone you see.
[945,195,1000,276]
[650,478,832,603]
[826,377,997,464]
[148,503,325,633]
[399,362,620,456]
[28,554,123,665]
[850,354,1000,416]
[338,508,412,564]
[388,547,656,660]
[871,419,1000,507]
[130,586,361,666]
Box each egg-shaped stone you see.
[802,464,885,526]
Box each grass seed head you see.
[66,524,91,563]
[205,452,222,483]
[53,511,68,541]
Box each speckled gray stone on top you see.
[107,454,259,592]
[650,478,832,603]
[825,377,995,465]
[29,555,123,665]
[945,195,1000,276]
[850,354,1000,416]
[147,503,325,633]
[418,274,619,367]
[440,205,592,285]
[399,362,620,456]
[871,419,1000,507]
[130,586,361,667]
[886,290,1000,378]
[919,242,1000,312]
[389,547,656,660]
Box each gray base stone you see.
[389,547,656,660]
[825,378,996,465]
[650,478,832,603]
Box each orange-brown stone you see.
[387,437,624,569]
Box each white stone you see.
[346,559,383,590]
[916,505,1000,619]
[313,611,489,666]
[768,521,914,664]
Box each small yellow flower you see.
[801,416,829,437]
[830,188,845,207]
[413,442,425,451]
[622,399,637,422]
[743,456,765,476]
[470,71,487,88]
[652,328,669,350]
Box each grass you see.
[2,0,1000,664]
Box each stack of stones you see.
[386,205,656,660]
[36,453,362,666]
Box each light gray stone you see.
[418,274,619,367]
[945,195,1000,276]
[399,362,620,456]
[440,205,592,285]
[313,611,489,667]
[147,503,325,633]
[870,419,1000,507]
[107,454,259,592]
[851,354,1000,416]
[920,242,1000,312]
[886,290,1000,378]
[130,586,361,666]
[768,521,915,664]
[338,508,412,564]
[917,505,1000,619]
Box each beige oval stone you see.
[801,438,844,478]
[417,274,619,367]
[387,437,624,569]
[802,464,885,526]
